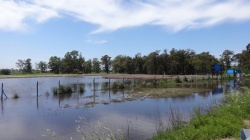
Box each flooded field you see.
[0,76,241,140]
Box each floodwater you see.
[0,76,241,140]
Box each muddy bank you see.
[1,73,207,80]
[128,87,212,98]
[102,74,207,80]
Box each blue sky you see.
[0,0,250,69]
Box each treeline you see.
[1,45,250,75]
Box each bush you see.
[79,86,85,93]
[183,76,188,82]
[12,92,19,99]
[111,82,125,89]
[52,85,73,95]
[175,76,182,83]
[0,69,11,75]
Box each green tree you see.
[0,69,11,75]
[24,58,32,74]
[92,58,101,73]
[235,50,250,73]
[84,59,92,73]
[101,55,111,73]
[246,43,250,51]
[48,56,61,74]
[168,49,179,75]
[37,61,48,73]
[16,59,25,73]
[62,50,80,73]
[144,50,160,74]
[133,53,145,74]
[220,50,235,70]
[161,49,169,74]
[112,55,126,73]
[192,52,218,74]
[78,53,85,73]
[167,49,196,75]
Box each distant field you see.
[0,73,208,80]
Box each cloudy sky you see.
[0,0,250,69]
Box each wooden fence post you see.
[93,78,95,91]
[1,83,3,100]
[37,81,38,97]
[1,83,7,99]
[58,80,60,94]
[109,79,111,89]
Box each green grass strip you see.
[153,87,250,140]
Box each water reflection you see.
[0,77,243,140]
[1,99,3,115]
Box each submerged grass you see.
[52,85,73,95]
[130,88,211,98]
[12,92,19,99]
[153,87,250,140]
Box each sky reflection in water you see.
[0,76,239,140]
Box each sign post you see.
[211,64,223,79]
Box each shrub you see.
[80,86,85,93]
[52,87,58,95]
[111,82,125,89]
[52,85,73,95]
[0,69,11,75]
[175,76,182,83]
[183,76,188,82]
[12,92,19,99]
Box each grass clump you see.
[174,76,182,83]
[12,92,19,99]
[183,76,188,82]
[79,86,85,93]
[52,85,73,95]
[111,82,125,89]
[153,87,250,140]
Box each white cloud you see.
[0,0,58,31]
[85,39,108,44]
[1,0,250,32]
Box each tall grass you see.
[153,87,250,140]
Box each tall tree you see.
[92,58,101,73]
[220,50,235,70]
[161,49,168,74]
[101,55,112,73]
[48,56,61,74]
[16,59,25,73]
[24,58,32,74]
[78,53,85,73]
[168,49,179,75]
[62,50,80,73]
[133,53,145,74]
[84,59,92,73]
[235,50,250,73]
[192,52,218,74]
[246,43,250,51]
[112,55,127,73]
[37,61,48,73]
[144,50,160,74]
